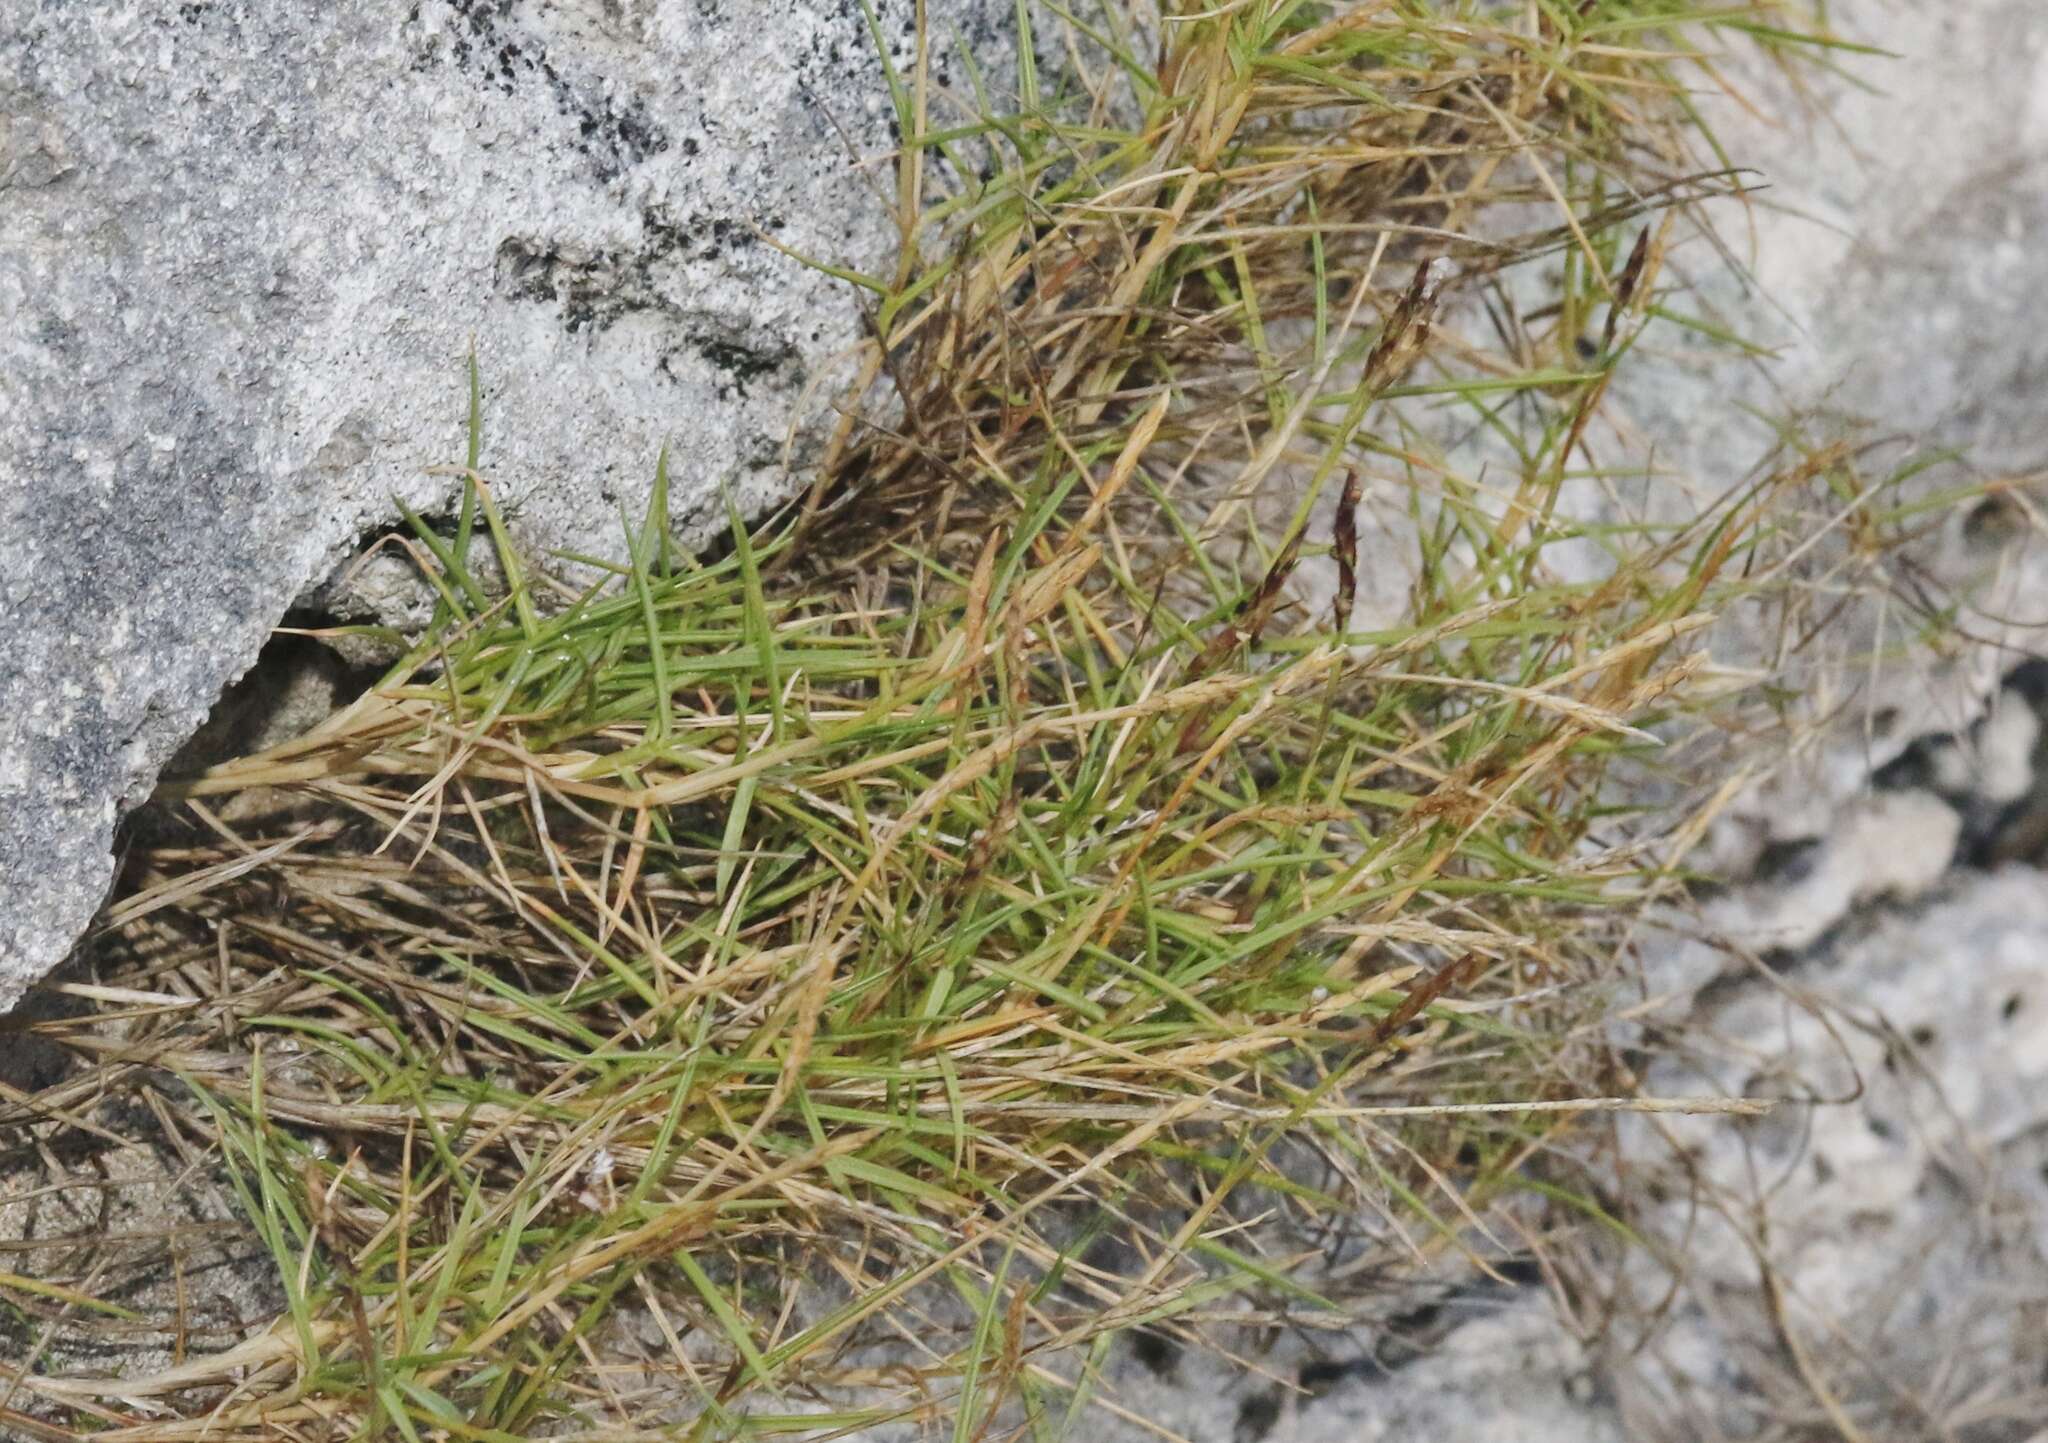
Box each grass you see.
[0,2,1944,1439]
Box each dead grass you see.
[0,3,1918,1439]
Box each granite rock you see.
[0,0,1014,1012]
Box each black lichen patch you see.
[685,333,796,400]
[640,208,768,265]
[434,0,668,183]
[494,201,771,333]
[494,206,797,398]
[1370,1298,1445,1373]
[1751,835,1824,887]
[495,236,632,334]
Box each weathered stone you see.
[1621,863,2048,1439]
[0,0,1014,1012]
[1559,0,2048,869]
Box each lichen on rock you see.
[0,0,1020,1011]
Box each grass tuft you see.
[0,4,1945,1440]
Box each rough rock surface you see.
[0,0,1014,1012]
[1622,849,2048,1438]
[1233,3,2048,1437]
[1576,14,2048,1423]
[1071,1286,1623,1443]
[1576,650,2048,1439]
[1598,0,2048,838]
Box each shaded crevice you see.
[161,619,382,784]
[1874,656,2048,867]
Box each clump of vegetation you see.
[3,3,1878,1438]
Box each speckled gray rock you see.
[0,0,1015,1013]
